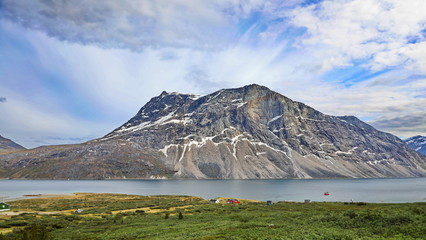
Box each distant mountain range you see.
[0,135,25,153]
[0,84,425,179]
[405,136,426,155]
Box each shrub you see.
[135,210,145,214]
[0,220,28,227]
[63,215,82,222]
[343,210,357,219]
[385,213,412,225]
[18,223,50,240]
[410,207,424,215]
[113,215,123,224]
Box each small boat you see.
[324,192,330,196]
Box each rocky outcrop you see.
[405,136,426,155]
[0,135,25,153]
[1,84,426,179]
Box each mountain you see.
[405,136,426,155]
[1,84,425,179]
[0,135,26,153]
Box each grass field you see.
[0,193,425,239]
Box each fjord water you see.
[0,178,425,203]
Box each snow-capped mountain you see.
[405,136,426,155]
[0,135,25,153]
[1,84,425,179]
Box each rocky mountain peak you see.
[104,84,305,141]
[405,135,426,155]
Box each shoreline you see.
[1,192,425,205]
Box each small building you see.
[210,199,220,203]
[0,202,10,210]
[266,200,273,206]
[74,209,83,214]
[226,199,240,204]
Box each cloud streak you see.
[1,0,426,147]
[1,0,255,50]
[370,112,426,138]
[0,97,6,103]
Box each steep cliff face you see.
[1,84,426,179]
[405,136,426,155]
[0,135,25,153]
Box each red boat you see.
[324,192,330,196]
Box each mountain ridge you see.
[405,135,426,155]
[1,84,425,179]
[0,135,26,153]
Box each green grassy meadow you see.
[0,193,425,239]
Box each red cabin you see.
[226,199,240,204]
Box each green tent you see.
[0,202,10,210]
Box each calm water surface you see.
[0,178,425,203]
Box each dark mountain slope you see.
[0,135,26,153]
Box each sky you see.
[0,0,426,148]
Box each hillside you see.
[0,135,26,153]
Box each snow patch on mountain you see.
[404,135,426,155]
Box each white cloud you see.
[1,0,270,50]
[289,0,426,73]
[0,93,113,148]
[370,112,426,139]
[291,69,426,137]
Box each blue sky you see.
[0,0,426,148]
